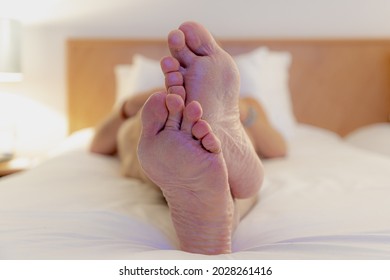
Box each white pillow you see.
[114,48,297,139]
[131,54,165,94]
[114,64,136,106]
[114,54,164,106]
[344,123,390,156]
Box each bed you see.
[1,37,390,260]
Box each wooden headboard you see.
[67,38,390,136]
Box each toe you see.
[165,93,184,130]
[201,133,222,154]
[192,119,222,154]
[168,85,186,100]
[192,119,212,140]
[165,71,183,89]
[140,91,168,137]
[179,21,218,56]
[160,56,180,73]
[168,29,195,66]
[181,101,203,133]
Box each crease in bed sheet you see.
[239,231,390,259]
[0,211,176,259]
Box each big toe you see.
[140,91,168,137]
[168,29,195,66]
[178,21,219,56]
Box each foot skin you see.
[164,21,264,199]
[137,91,234,254]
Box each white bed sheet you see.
[1,125,390,259]
[344,123,390,157]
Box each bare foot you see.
[137,91,234,254]
[165,21,264,199]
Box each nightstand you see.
[0,157,32,177]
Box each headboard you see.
[67,38,390,136]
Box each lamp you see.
[0,18,22,82]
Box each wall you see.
[1,0,390,156]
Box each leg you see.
[165,22,264,199]
[117,113,156,186]
[239,97,287,159]
[121,89,163,118]
[138,92,234,254]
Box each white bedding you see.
[1,125,390,259]
[345,123,390,157]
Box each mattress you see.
[1,125,390,260]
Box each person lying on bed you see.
[90,21,286,255]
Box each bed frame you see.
[67,38,390,136]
